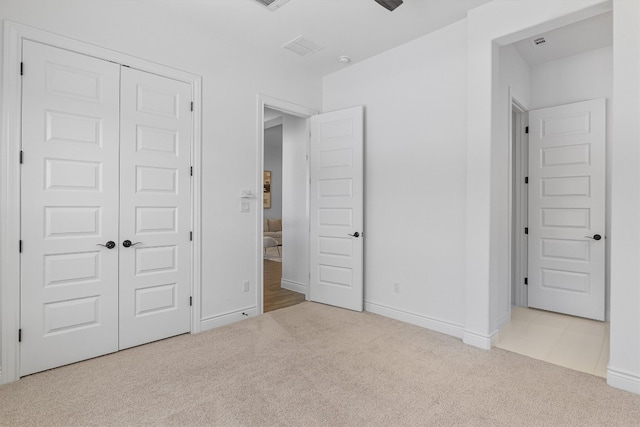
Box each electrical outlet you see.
[243,280,250,292]
[393,282,400,293]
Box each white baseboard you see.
[607,367,640,395]
[463,329,499,350]
[281,279,307,296]
[364,302,464,339]
[199,307,258,332]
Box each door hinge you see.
[19,240,22,253]
[189,296,193,307]
[20,62,23,76]
[190,166,193,176]
[18,329,22,342]
[190,102,194,112]
[525,126,529,134]
[524,227,528,235]
[190,231,193,241]
[524,277,528,285]
[524,176,528,184]
[20,150,23,164]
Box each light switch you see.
[240,201,250,213]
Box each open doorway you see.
[257,97,318,314]
[262,107,305,312]
[497,11,612,377]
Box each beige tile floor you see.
[497,306,609,378]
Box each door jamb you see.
[0,21,203,384]
[256,95,317,314]
[511,96,529,309]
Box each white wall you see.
[281,115,309,294]
[264,125,283,220]
[0,0,322,376]
[323,20,469,336]
[609,0,640,394]
[530,45,613,319]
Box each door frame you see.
[0,21,203,384]
[255,95,317,314]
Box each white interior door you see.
[528,98,606,320]
[118,67,193,349]
[20,41,120,375]
[309,106,364,311]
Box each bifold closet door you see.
[20,41,120,376]
[118,67,193,349]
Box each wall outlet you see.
[243,280,250,292]
[393,282,400,293]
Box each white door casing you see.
[309,106,364,311]
[528,98,606,320]
[20,41,121,375]
[118,67,193,349]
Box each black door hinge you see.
[190,166,193,176]
[19,240,22,253]
[18,329,22,342]
[190,231,193,241]
[525,126,529,134]
[190,102,194,112]
[524,177,528,184]
[189,296,193,307]
[20,151,23,164]
[20,62,23,76]
[524,227,528,235]
[524,278,528,285]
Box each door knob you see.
[348,232,360,238]
[585,234,602,241]
[122,240,142,248]
[97,241,116,249]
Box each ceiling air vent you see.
[252,0,290,12]
[282,35,324,58]
[530,37,547,48]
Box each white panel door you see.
[309,106,364,311]
[528,99,606,320]
[118,67,192,349]
[20,41,120,375]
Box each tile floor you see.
[497,306,609,378]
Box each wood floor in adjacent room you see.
[263,259,305,313]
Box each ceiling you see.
[513,11,613,67]
[147,0,492,76]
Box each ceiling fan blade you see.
[374,0,403,11]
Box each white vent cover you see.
[282,35,324,57]
[252,0,290,11]
[530,37,547,48]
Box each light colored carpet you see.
[1,302,639,426]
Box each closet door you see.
[20,41,120,376]
[118,67,192,349]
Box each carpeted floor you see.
[1,302,639,426]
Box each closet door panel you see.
[20,41,120,376]
[119,67,192,349]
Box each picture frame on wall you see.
[264,170,271,209]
